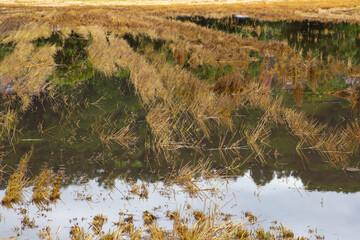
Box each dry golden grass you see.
[0,38,56,110]
[92,214,108,235]
[93,35,166,105]
[0,3,358,167]
[0,3,356,240]
[50,169,64,201]
[172,211,244,240]
[66,205,262,240]
[146,104,174,147]
[69,225,92,240]
[244,116,271,163]
[0,108,18,143]
[1,151,32,207]
[240,82,359,164]
[88,27,126,77]
[2,0,360,23]
[167,160,226,198]
[100,125,138,150]
[343,120,360,153]
[3,21,52,43]
[32,166,53,204]
[39,226,56,240]
[143,210,156,225]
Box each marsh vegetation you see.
[0,5,360,239]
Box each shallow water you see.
[0,72,359,239]
[1,172,360,239]
[175,16,360,65]
[0,18,360,239]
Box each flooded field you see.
[1,6,360,239]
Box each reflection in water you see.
[0,72,359,193]
[52,31,94,84]
[175,16,360,64]
[0,69,146,187]
[0,26,360,238]
[1,173,360,239]
[1,26,359,194]
[293,86,304,107]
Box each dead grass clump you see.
[255,228,272,239]
[235,226,250,239]
[193,210,205,222]
[109,32,237,144]
[50,169,64,201]
[213,72,245,96]
[241,82,356,164]
[147,224,165,240]
[21,214,37,230]
[281,108,325,143]
[326,87,357,103]
[110,38,165,105]
[129,183,140,196]
[1,151,32,207]
[244,212,257,223]
[92,214,108,235]
[280,223,295,239]
[173,212,243,240]
[140,184,149,199]
[0,41,32,78]
[343,121,360,152]
[242,83,273,110]
[170,164,204,197]
[14,45,56,109]
[143,211,156,225]
[113,214,144,239]
[127,183,148,199]
[87,26,127,77]
[264,96,283,125]
[169,160,223,198]
[70,225,92,240]
[146,104,174,147]
[0,40,56,110]
[172,45,187,68]
[315,129,353,164]
[32,166,54,204]
[39,226,55,240]
[3,21,52,43]
[166,210,180,221]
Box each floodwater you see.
[175,15,360,64]
[1,173,360,239]
[1,17,360,239]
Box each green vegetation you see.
[32,32,63,48]
[52,31,94,84]
[0,41,15,62]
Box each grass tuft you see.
[1,151,32,208]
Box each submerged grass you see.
[0,5,359,239]
[100,125,138,150]
[92,214,107,235]
[32,166,53,205]
[0,107,18,143]
[0,10,357,162]
[50,169,64,201]
[244,117,271,164]
[1,151,32,207]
